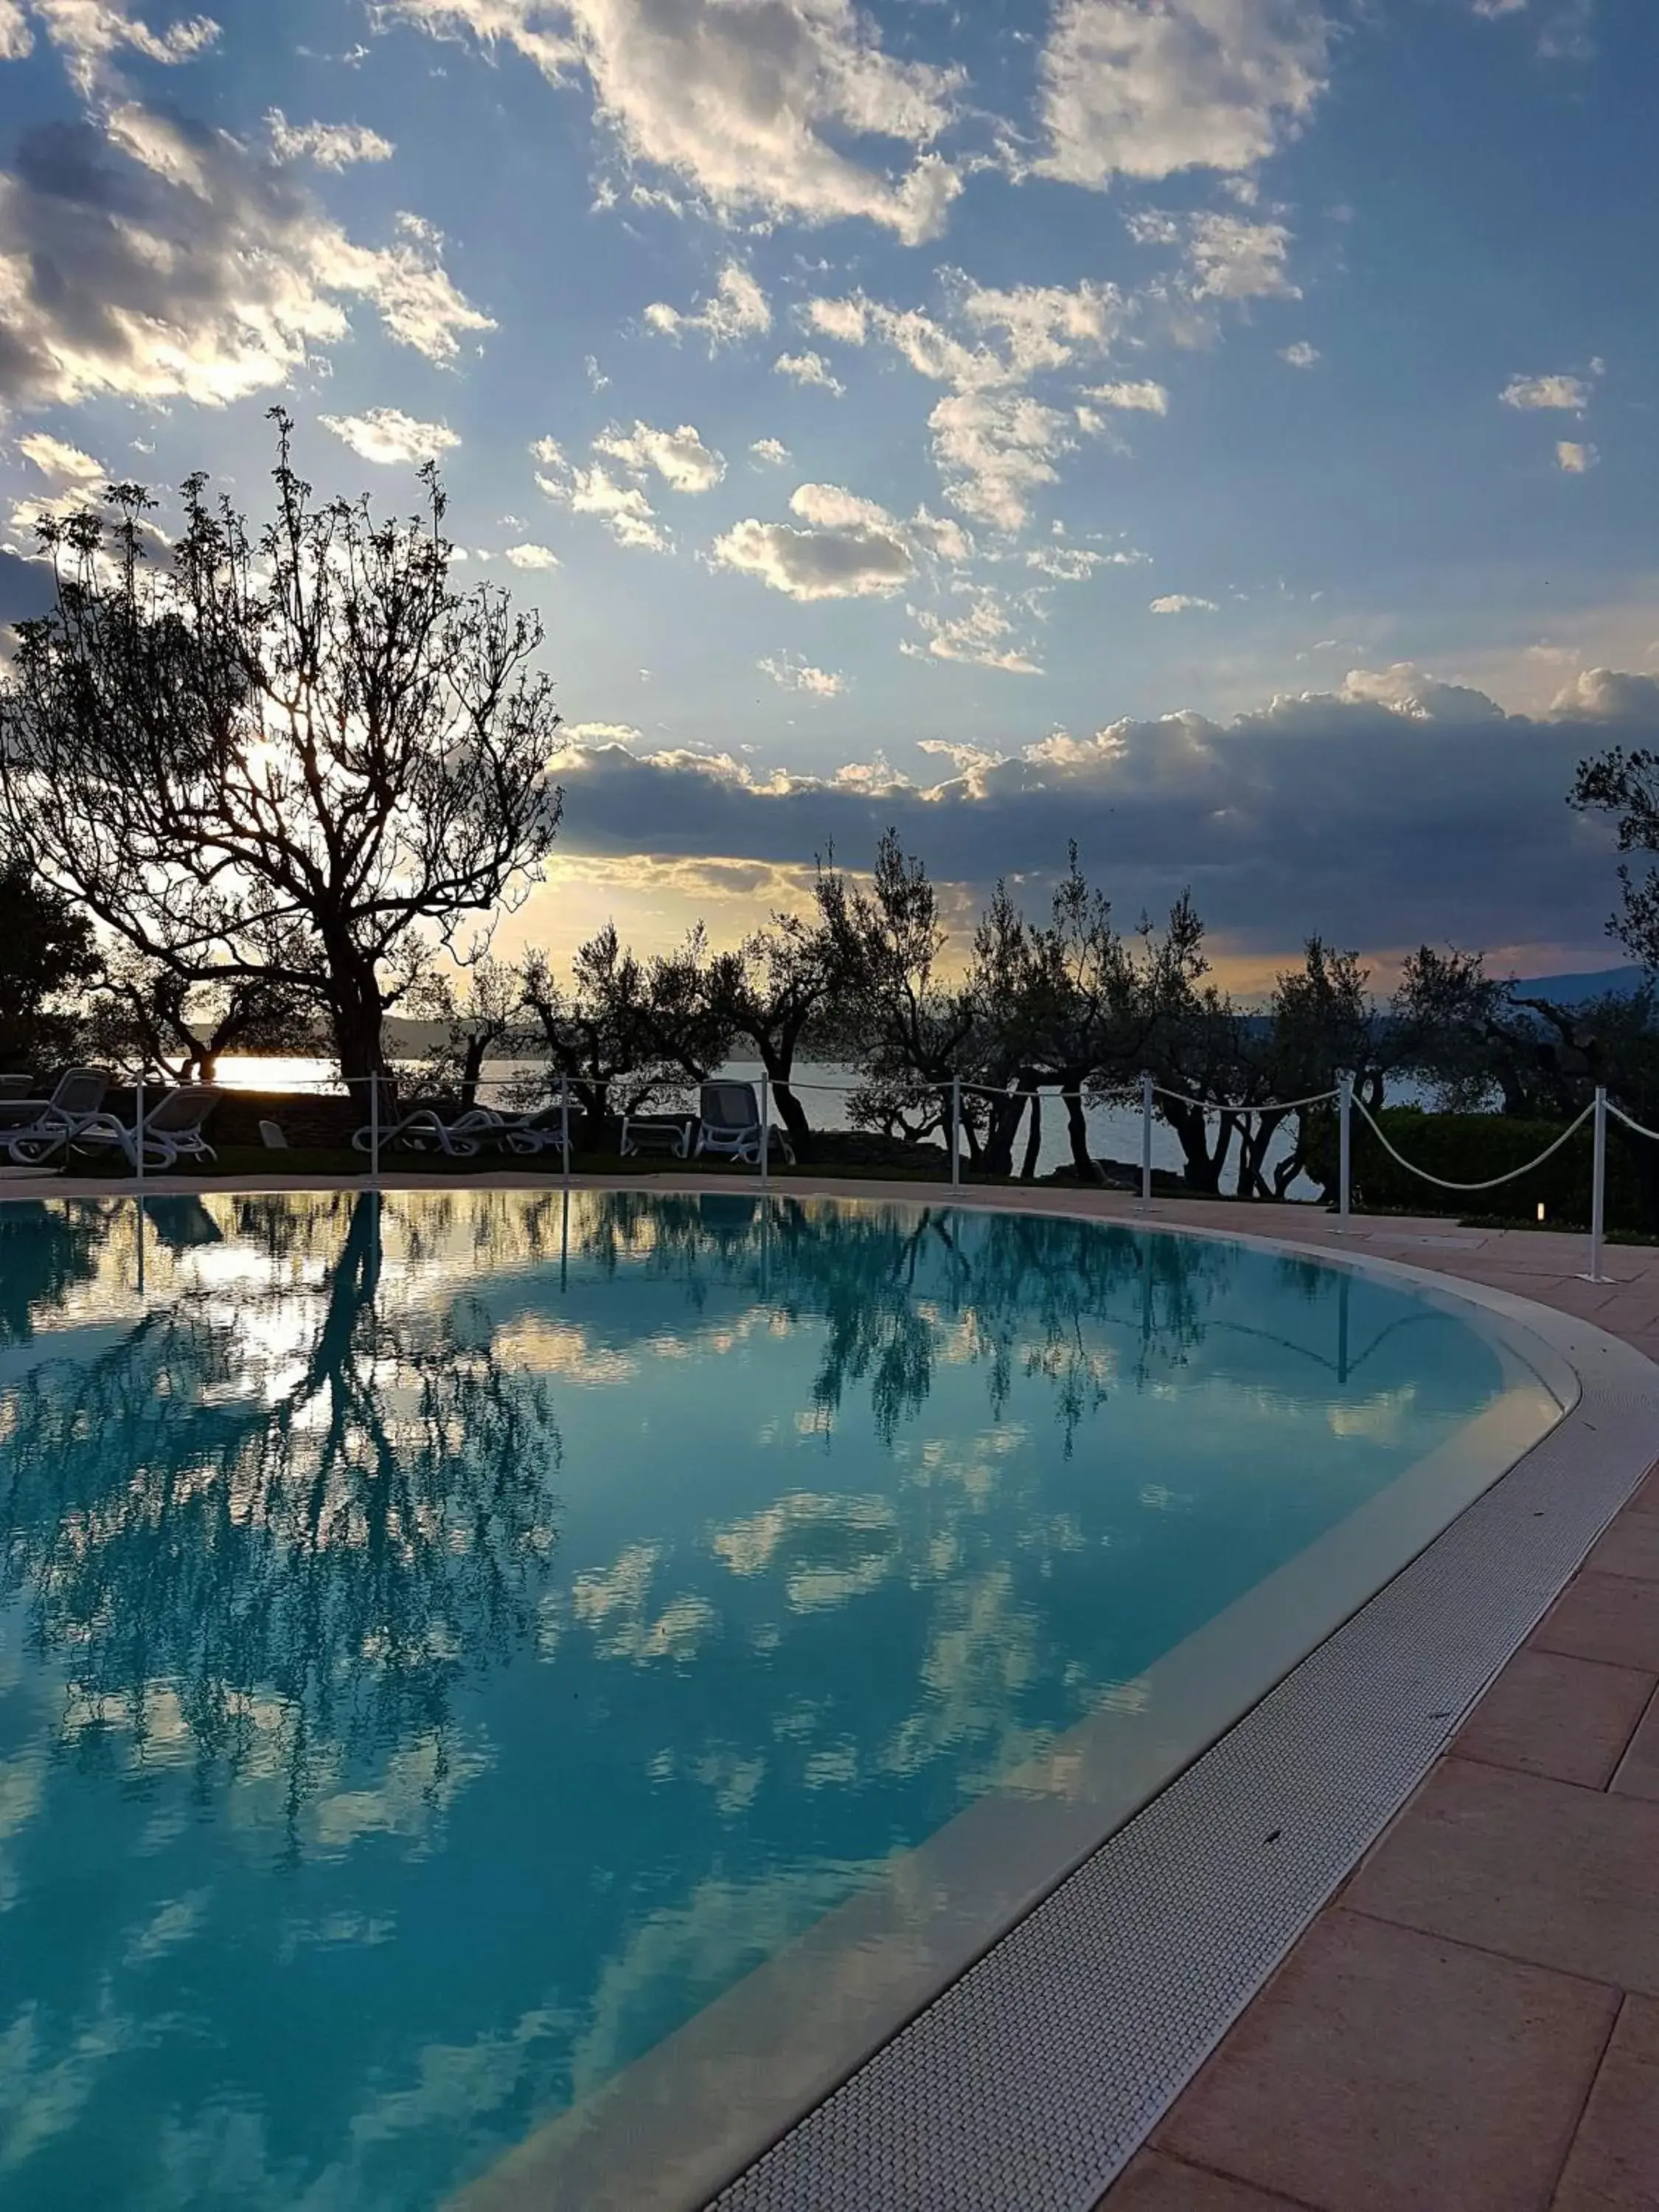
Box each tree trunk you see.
[327,944,387,1099]
[981,1086,1028,1178]
[770,1078,813,1156]
[1064,1083,1101,1183]
[1020,1088,1043,1180]
[1161,1093,1231,1194]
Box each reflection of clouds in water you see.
[883,1563,1049,1790]
[1329,1388,1418,1441]
[0,1983,136,2177]
[150,1994,580,2212]
[495,1317,638,1385]
[310,1734,494,1858]
[711,1490,900,1613]
[122,1893,208,1969]
[569,1545,720,1664]
[0,1751,43,1914]
[561,1859,880,2108]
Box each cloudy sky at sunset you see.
[1,0,1656,984]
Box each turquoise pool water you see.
[0,1192,1557,2208]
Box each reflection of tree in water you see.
[0,1195,563,1822]
[772,1206,1236,1449]
[555,1192,1239,1449]
[0,1201,104,1346]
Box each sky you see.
[0,0,1656,989]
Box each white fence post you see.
[950,1074,961,1190]
[1139,1071,1154,1211]
[134,1074,145,1189]
[1338,1070,1353,1233]
[561,1073,571,1194]
[759,1071,771,1192]
[369,1072,381,1185]
[1585,1084,1609,1284]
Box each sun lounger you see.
[695,1081,795,1167]
[70,1085,221,1172]
[1,1067,111,1166]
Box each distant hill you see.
[1508,966,1649,1006]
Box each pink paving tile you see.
[1552,1994,1659,2212]
[1532,1572,1659,1673]
[1103,2150,1308,2210]
[1454,1648,1656,1789]
[1344,1756,1659,1993]
[1626,1465,1659,1517]
[1610,1686,1659,1804]
[1586,1513,1659,1585]
[1152,1910,1615,2212]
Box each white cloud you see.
[267,111,395,167]
[928,389,1078,532]
[563,719,644,744]
[17,431,105,481]
[1555,440,1599,473]
[1037,0,1329,187]
[392,0,964,241]
[802,278,1135,530]
[903,591,1042,674]
[533,437,669,552]
[803,294,870,344]
[711,481,956,601]
[584,354,609,391]
[1026,543,1105,580]
[1501,372,1590,411]
[749,437,791,467]
[1150,592,1217,613]
[757,653,845,696]
[1132,208,1299,299]
[773,349,845,394]
[1472,0,1528,15]
[0,105,493,409]
[27,0,219,94]
[957,275,1132,377]
[8,427,112,538]
[644,260,770,349]
[1080,378,1169,412]
[503,542,562,568]
[1549,667,1659,720]
[593,419,726,493]
[1279,339,1320,367]
[0,1,32,58]
[319,407,460,465]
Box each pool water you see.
[0,1191,1554,2208]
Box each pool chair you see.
[352,1101,495,1157]
[71,1085,222,1172]
[1,1066,111,1166]
[619,1110,695,1159]
[479,1102,576,1158]
[695,1081,795,1167]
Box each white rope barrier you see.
[1352,1094,1596,1191]
[1153,1083,1341,1115]
[1608,1100,1659,1144]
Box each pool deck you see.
[7,1171,1658,2208]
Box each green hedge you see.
[1331,1109,1653,1229]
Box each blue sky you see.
[1,0,1656,983]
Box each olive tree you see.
[0,415,565,1085]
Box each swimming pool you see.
[0,1190,1565,2210]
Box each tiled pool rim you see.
[6,1182,1655,2212]
[423,1193,1655,2212]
